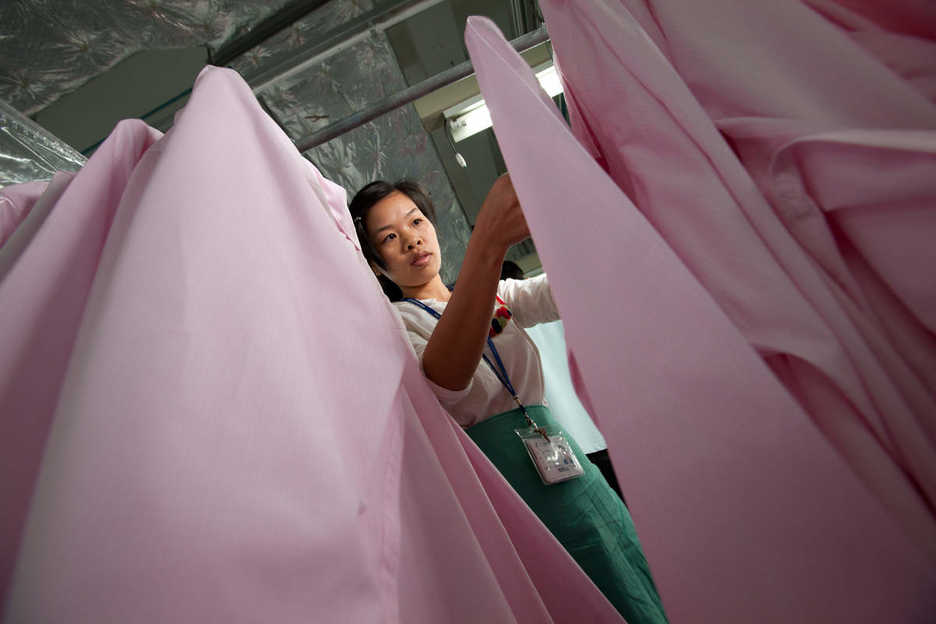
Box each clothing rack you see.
[294,26,549,151]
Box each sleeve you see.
[391,302,475,407]
[407,331,476,406]
[498,273,560,328]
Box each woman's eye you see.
[413,218,423,226]
[381,233,396,244]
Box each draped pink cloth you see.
[465,13,936,624]
[536,0,936,555]
[805,0,936,41]
[0,174,74,283]
[802,0,936,104]
[0,67,624,622]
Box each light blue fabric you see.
[525,320,607,454]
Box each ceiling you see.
[0,0,294,115]
[1,0,543,147]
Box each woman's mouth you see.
[411,252,432,267]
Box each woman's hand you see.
[473,174,530,252]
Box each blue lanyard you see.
[404,297,523,406]
[404,297,548,438]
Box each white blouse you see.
[393,274,560,427]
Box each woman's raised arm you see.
[421,175,529,391]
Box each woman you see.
[350,175,667,624]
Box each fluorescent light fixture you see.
[444,61,563,143]
[444,94,492,144]
[534,62,564,99]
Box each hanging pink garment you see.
[537,0,936,556]
[1,66,624,622]
[802,0,936,104]
[807,0,936,40]
[616,0,936,359]
[621,0,936,332]
[465,15,936,624]
[0,126,157,600]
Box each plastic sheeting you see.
[0,100,84,189]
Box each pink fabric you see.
[1,66,622,622]
[803,0,936,104]
[0,173,74,282]
[465,14,936,624]
[613,0,936,335]
[0,180,48,249]
[631,0,936,333]
[539,0,936,556]
[809,0,936,39]
[0,125,159,599]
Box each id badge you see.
[516,427,585,485]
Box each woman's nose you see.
[405,236,422,250]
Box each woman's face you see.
[366,191,442,289]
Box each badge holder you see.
[515,416,585,485]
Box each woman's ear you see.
[369,260,384,278]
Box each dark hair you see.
[500,260,525,280]
[349,179,437,301]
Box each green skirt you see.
[467,405,668,624]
